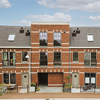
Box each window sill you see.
[3,66,15,68]
[40,46,47,48]
[73,61,78,63]
[40,66,48,67]
[84,66,97,68]
[53,46,61,48]
[22,61,28,64]
[53,65,61,67]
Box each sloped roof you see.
[0,26,31,47]
[70,27,100,47]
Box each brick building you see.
[0,22,99,88]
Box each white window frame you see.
[87,34,94,42]
[8,34,15,41]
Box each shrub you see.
[30,82,36,86]
[36,87,40,91]
[0,92,3,96]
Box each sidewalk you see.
[0,93,100,99]
[0,98,100,100]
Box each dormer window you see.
[8,34,15,42]
[87,34,94,42]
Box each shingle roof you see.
[70,27,100,47]
[0,26,31,47]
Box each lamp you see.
[25,54,31,91]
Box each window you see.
[87,34,94,42]
[40,32,47,46]
[8,34,15,42]
[73,52,78,62]
[3,73,16,84]
[84,52,96,66]
[54,52,61,65]
[22,52,28,62]
[85,73,96,87]
[3,52,15,66]
[54,32,61,46]
[40,52,47,66]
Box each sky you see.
[0,0,100,26]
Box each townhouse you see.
[0,22,100,88]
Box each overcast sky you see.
[0,0,100,26]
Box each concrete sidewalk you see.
[0,98,100,100]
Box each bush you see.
[0,92,3,96]
[36,87,40,91]
[65,83,72,89]
[30,82,36,86]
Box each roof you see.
[0,26,31,48]
[70,27,100,48]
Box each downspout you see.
[30,48,31,86]
[69,48,71,83]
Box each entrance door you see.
[38,73,48,86]
[72,72,79,88]
[85,73,96,87]
[22,73,29,88]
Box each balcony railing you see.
[54,59,61,65]
[40,59,47,66]
[84,60,97,66]
[2,60,16,66]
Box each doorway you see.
[72,72,79,88]
[38,73,48,86]
[22,73,29,88]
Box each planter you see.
[30,86,35,92]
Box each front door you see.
[72,72,79,88]
[22,73,29,88]
[85,73,96,87]
[38,73,48,86]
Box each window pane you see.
[40,32,47,46]
[73,52,78,61]
[22,52,28,61]
[4,73,9,84]
[87,34,93,41]
[84,52,90,66]
[3,52,9,66]
[54,32,61,46]
[10,52,15,66]
[40,52,47,65]
[54,52,61,65]
[10,73,16,84]
[91,52,96,66]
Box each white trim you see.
[48,62,53,64]
[31,43,39,44]
[0,46,31,48]
[16,73,21,74]
[48,43,53,44]
[31,72,37,74]
[69,47,100,49]
[0,73,2,74]
[62,43,69,44]
[64,72,72,73]
[31,22,69,25]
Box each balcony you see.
[40,59,47,66]
[54,59,61,65]
[84,60,97,66]
[2,60,16,66]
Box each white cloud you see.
[89,16,100,21]
[25,12,72,22]
[0,0,11,8]
[37,0,100,13]
[12,20,31,26]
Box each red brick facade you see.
[0,22,99,88]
